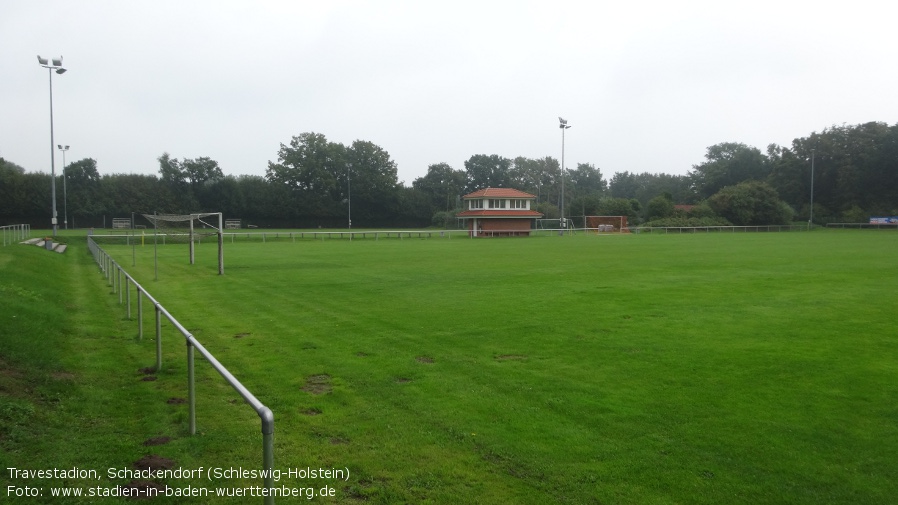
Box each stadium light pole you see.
[558,117,571,228]
[57,144,70,229]
[347,162,352,229]
[809,148,815,229]
[38,55,67,237]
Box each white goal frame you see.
[143,212,224,275]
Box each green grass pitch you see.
[4,229,897,504]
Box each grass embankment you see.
[1,236,224,504]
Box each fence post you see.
[155,306,162,371]
[187,340,196,435]
[261,409,275,505]
[126,277,132,319]
[137,290,143,341]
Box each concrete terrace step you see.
[20,238,67,253]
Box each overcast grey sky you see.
[2,0,896,185]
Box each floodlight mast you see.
[37,55,67,236]
[809,148,815,229]
[559,117,571,229]
[57,144,70,229]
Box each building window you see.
[488,199,506,209]
[511,200,528,209]
[469,199,483,209]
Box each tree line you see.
[2,121,896,229]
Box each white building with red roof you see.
[456,187,543,237]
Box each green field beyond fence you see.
[5,230,898,504]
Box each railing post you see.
[187,340,196,435]
[155,306,162,371]
[126,277,132,319]
[137,289,143,341]
[261,408,275,505]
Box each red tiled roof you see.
[456,210,544,218]
[462,187,537,199]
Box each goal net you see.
[142,212,224,274]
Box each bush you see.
[708,181,793,225]
[642,216,732,227]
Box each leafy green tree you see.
[594,197,639,222]
[345,140,400,226]
[395,185,432,228]
[567,194,604,217]
[412,162,465,216]
[266,132,343,220]
[0,158,27,218]
[157,153,197,211]
[645,193,675,221]
[64,158,104,220]
[567,162,607,199]
[101,173,175,217]
[510,156,560,208]
[708,181,793,225]
[769,122,898,220]
[182,156,225,210]
[237,175,293,224]
[690,142,769,199]
[609,171,694,206]
[463,154,511,193]
[203,175,245,217]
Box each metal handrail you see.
[87,237,275,504]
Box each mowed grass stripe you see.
[98,230,898,504]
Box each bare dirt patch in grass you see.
[234,332,251,338]
[133,454,175,472]
[416,356,434,364]
[166,397,186,405]
[494,354,527,361]
[302,374,332,395]
[51,371,76,381]
[140,376,157,382]
[301,408,322,416]
[143,436,171,446]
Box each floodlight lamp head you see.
[55,68,67,74]
[52,56,63,66]
[38,55,49,65]
[558,117,567,125]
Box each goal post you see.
[142,212,224,275]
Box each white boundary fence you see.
[87,236,276,504]
[88,224,820,250]
[826,222,898,230]
[2,224,30,246]
[632,224,810,234]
